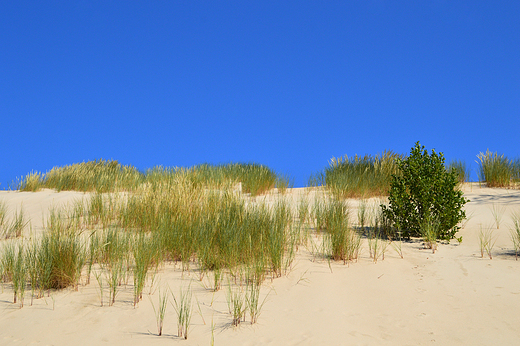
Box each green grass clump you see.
[19,159,144,192]
[477,150,518,188]
[18,160,283,196]
[319,198,360,264]
[17,171,44,191]
[189,163,278,196]
[324,150,402,198]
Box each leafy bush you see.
[381,142,468,240]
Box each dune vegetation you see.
[3,162,362,329]
[1,148,519,337]
[477,150,520,188]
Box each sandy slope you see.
[1,185,520,345]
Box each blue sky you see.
[1,1,519,188]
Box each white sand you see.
[1,184,520,345]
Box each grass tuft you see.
[324,150,402,198]
[476,150,517,188]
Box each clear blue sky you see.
[1,1,519,188]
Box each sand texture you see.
[1,184,520,345]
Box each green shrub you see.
[381,142,468,240]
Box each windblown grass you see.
[324,150,402,198]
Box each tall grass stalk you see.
[106,260,124,306]
[510,212,520,260]
[3,206,28,239]
[150,288,168,336]
[133,233,153,306]
[323,198,360,264]
[479,225,497,259]
[357,199,368,230]
[227,284,246,327]
[490,203,506,229]
[389,230,404,259]
[86,231,100,285]
[245,280,268,324]
[368,231,388,263]
[11,243,27,306]
[0,200,8,235]
[94,269,104,307]
[172,285,192,339]
[420,215,439,253]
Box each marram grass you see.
[477,150,520,188]
[19,160,284,197]
[324,150,402,198]
[19,159,144,192]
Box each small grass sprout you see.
[150,287,168,336]
[420,215,439,253]
[389,230,404,259]
[490,203,506,229]
[479,224,497,259]
[510,212,520,260]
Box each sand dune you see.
[1,184,520,345]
